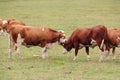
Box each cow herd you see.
[0,19,120,62]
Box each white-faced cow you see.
[107,28,120,60]
[61,25,110,62]
[1,19,66,59]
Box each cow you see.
[61,25,110,62]
[107,28,120,60]
[1,20,66,59]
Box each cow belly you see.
[23,39,41,46]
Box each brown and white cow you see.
[107,28,120,60]
[61,25,110,62]
[1,19,66,59]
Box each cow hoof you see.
[73,56,77,60]
[42,55,46,59]
[87,55,90,61]
[112,56,116,61]
[87,58,90,61]
[112,58,116,61]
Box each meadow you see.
[0,0,120,80]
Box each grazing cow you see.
[2,20,66,59]
[61,25,110,62]
[107,28,120,60]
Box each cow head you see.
[1,19,26,33]
[2,20,9,30]
[60,39,73,54]
[58,30,66,44]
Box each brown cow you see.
[1,20,66,59]
[107,28,120,60]
[61,25,110,62]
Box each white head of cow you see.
[2,20,8,25]
[2,20,9,29]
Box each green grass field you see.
[0,0,120,80]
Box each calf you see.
[61,25,110,62]
[2,20,65,59]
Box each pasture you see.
[0,0,120,80]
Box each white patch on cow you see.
[117,36,120,40]
[0,29,4,33]
[46,43,57,49]
[42,27,45,31]
[2,20,8,25]
[58,30,66,37]
[59,38,66,43]
[91,39,96,44]
[79,43,84,49]
[100,39,104,49]
[99,50,104,62]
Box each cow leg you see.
[112,47,116,60]
[73,42,79,60]
[104,42,110,61]
[16,34,23,59]
[42,47,48,59]
[96,39,105,62]
[105,50,110,61]
[8,35,14,59]
[85,47,90,61]
[73,48,79,60]
[99,50,104,62]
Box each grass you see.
[0,0,120,80]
